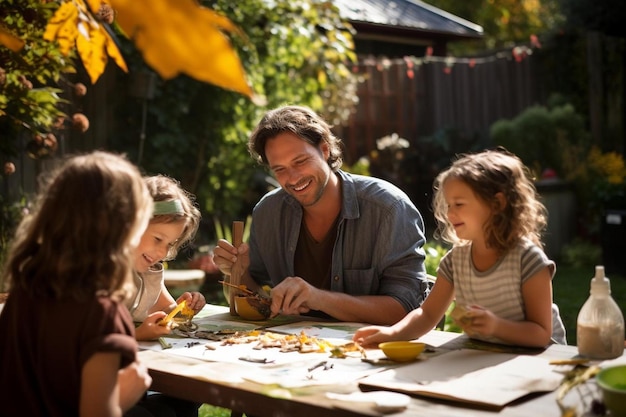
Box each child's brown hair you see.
[4,151,152,301]
[433,147,547,253]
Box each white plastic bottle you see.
[576,266,625,359]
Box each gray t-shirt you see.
[438,238,567,345]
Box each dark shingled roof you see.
[334,0,483,39]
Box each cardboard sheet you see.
[358,349,563,409]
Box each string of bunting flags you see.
[355,34,542,78]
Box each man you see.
[214,105,428,325]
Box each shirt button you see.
[333,276,340,282]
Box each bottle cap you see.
[591,265,610,294]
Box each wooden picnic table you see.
[139,304,623,417]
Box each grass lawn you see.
[196,265,626,417]
[198,405,231,417]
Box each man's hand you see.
[269,276,320,317]
[213,239,250,276]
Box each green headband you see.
[153,200,184,216]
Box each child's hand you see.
[458,305,498,338]
[176,291,206,314]
[135,311,171,341]
[352,326,394,348]
[450,304,472,326]
[118,360,152,411]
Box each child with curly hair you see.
[354,148,566,348]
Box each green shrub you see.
[560,239,602,270]
[424,241,449,276]
[489,98,588,177]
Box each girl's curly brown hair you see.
[432,147,547,253]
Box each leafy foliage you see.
[561,144,626,234]
[560,239,602,269]
[112,0,254,98]
[43,0,127,83]
[490,96,626,237]
[109,0,359,237]
[489,98,587,177]
[559,0,626,38]
[421,0,564,52]
[424,242,449,277]
[0,0,74,156]
[1,0,254,159]
[0,193,28,291]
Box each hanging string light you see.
[363,35,540,76]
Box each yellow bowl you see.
[596,365,626,417]
[234,295,271,321]
[379,341,425,362]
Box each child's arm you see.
[463,266,554,347]
[353,275,455,347]
[80,352,150,417]
[116,360,152,412]
[151,282,178,313]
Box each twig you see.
[219,280,255,296]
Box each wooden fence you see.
[337,51,543,164]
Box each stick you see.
[219,280,255,296]
[229,221,245,315]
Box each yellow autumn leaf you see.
[111,0,254,99]
[43,1,79,56]
[44,0,128,83]
[0,25,25,52]
[85,0,104,12]
[76,21,107,83]
[104,32,128,74]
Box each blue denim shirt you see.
[248,170,428,313]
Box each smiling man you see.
[214,105,428,325]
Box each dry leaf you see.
[43,1,79,55]
[41,0,254,97]
[111,0,254,98]
[0,25,26,52]
[44,0,127,83]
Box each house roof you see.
[333,0,483,40]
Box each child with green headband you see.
[125,175,205,341]
[124,175,204,417]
